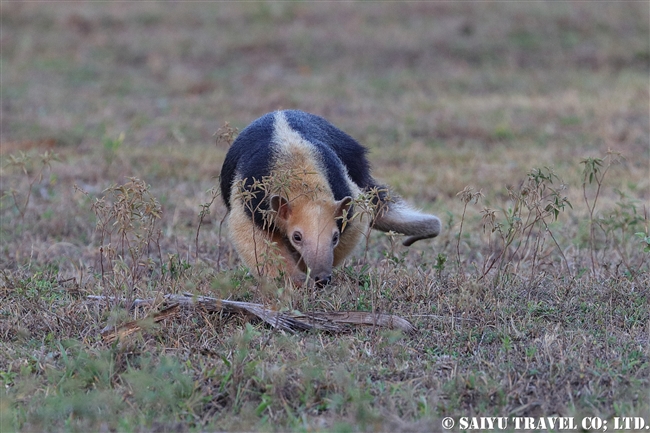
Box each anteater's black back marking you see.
[219,112,275,212]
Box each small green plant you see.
[595,190,647,278]
[355,279,372,311]
[500,334,513,353]
[161,253,191,284]
[89,177,162,305]
[581,150,621,272]
[196,186,221,261]
[433,252,447,276]
[13,269,65,303]
[343,263,371,288]
[456,186,484,273]
[478,167,572,280]
[635,232,650,253]
[383,233,407,266]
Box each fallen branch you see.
[89,292,415,342]
[101,304,180,344]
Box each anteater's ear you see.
[335,196,353,230]
[270,195,291,224]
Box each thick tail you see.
[370,191,441,246]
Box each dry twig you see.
[89,292,416,342]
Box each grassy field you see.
[1,2,649,432]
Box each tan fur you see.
[227,114,369,286]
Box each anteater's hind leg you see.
[371,196,441,247]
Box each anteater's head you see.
[270,194,352,287]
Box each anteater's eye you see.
[332,232,340,246]
[292,231,303,244]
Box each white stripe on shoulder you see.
[272,111,308,151]
[271,111,361,198]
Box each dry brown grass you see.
[1,2,648,432]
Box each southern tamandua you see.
[219,110,441,286]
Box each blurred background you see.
[2,1,648,266]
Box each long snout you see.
[314,273,331,287]
[302,241,334,287]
